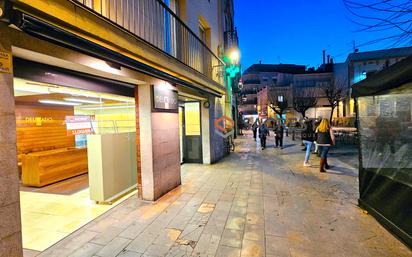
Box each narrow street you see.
[33,133,411,257]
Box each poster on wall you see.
[0,50,12,74]
[66,115,95,136]
[152,84,178,112]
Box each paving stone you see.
[225,216,245,231]
[32,135,412,257]
[220,229,243,248]
[144,244,171,257]
[241,239,265,257]
[126,232,158,253]
[119,222,147,240]
[95,237,131,257]
[215,245,241,257]
[265,235,290,257]
[116,250,142,257]
[68,242,102,257]
[91,226,124,245]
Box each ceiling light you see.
[50,88,134,103]
[81,105,135,110]
[14,88,50,94]
[39,99,82,106]
[64,98,103,104]
[14,84,50,94]
[99,95,135,103]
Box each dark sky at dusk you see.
[234,0,405,71]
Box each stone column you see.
[0,40,23,256]
[135,84,181,201]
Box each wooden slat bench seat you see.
[21,147,88,187]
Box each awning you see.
[352,55,412,98]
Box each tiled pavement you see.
[32,134,411,257]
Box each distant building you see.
[243,46,412,122]
[239,63,306,117]
[293,71,334,119]
[246,60,338,121]
[344,46,412,115]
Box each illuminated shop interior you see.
[14,78,137,251]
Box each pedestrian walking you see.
[252,118,259,141]
[301,119,316,166]
[316,118,335,173]
[313,119,321,155]
[274,121,284,148]
[237,112,245,136]
[258,123,269,150]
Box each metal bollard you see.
[292,130,295,141]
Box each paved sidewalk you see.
[32,133,411,257]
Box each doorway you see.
[179,100,203,163]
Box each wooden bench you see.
[21,147,88,187]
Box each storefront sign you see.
[66,115,94,136]
[0,50,12,74]
[153,85,178,112]
[24,117,53,126]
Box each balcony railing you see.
[242,99,258,105]
[224,29,238,51]
[243,79,261,84]
[241,89,257,95]
[74,0,225,84]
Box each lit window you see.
[278,95,284,102]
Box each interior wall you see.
[15,104,75,155]
[75,107,136,134]
[184,102,201,136]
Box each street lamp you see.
[229,48,240,65]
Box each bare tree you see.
[343,0,412,47]
[293,88,318,118]
[268,89,289,121]
[321,80,347,122]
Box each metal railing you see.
[74,0,225,83]
[242,79,261,84]
[242,99,257,105]
[224,29,238,51]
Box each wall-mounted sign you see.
[153,84,178,112]
[24,117,53,126]
[0,50,12,74]
[66,115,95,136]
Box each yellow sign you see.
[0,50,12,74]
[24,117,53,126]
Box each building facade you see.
[239,64,305,118]
[0,0,236,255]
[293,71,335,119]
[343,46,412,116]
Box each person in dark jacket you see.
[302,120,315,166]
[274,121,284,148]
[238,112,244,135]
[258,123,269,150]
[316,118,335,173]
[251,118,259,141]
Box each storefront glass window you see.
[13,78,137,251]
[358,90,412,175]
